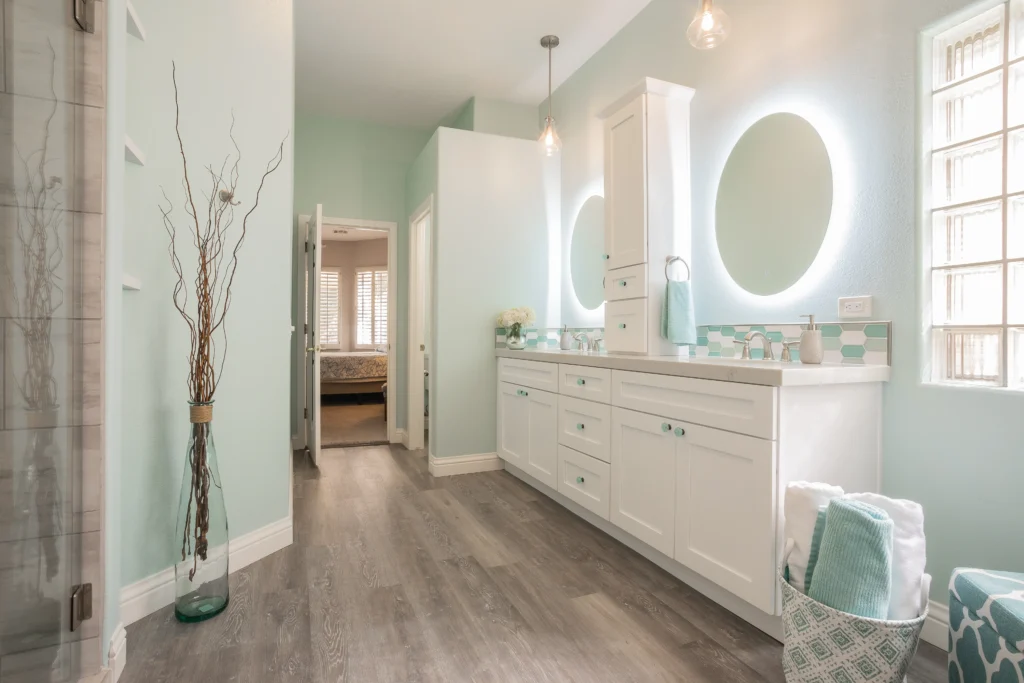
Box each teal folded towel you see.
[661,280,697,346]
[808,499,894,619]
[804,508,828,593]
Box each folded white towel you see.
[846,492,927,620]
[785,482,844,593]
[920,573,933,617]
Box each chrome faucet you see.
[781,340,800,362]
[573,332,590,353]
[742,331,776,360]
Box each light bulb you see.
[539,116,561,156]
[687,0,731,50]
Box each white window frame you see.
[319,267,342,350]
[355,266,388,350]
[922,0,1024,389]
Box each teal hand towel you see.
[661,280,697,346]
[803,508,828,594]
[808,499,894,619]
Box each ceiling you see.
[323,227,388,242]
[295,0,655,128]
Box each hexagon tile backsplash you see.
[495,322,891,366]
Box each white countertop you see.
[494,347,890,387]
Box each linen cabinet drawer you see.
[612,370,776,439]
[558,395,612,463]
[604,263,648,302]
[558,364,612,403]
[498,357,559,393]
[558,445,611,520]
[604,299,647,354]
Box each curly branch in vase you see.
[160,62,288,579]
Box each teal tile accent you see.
[734,331,748,341]
[864,324,888,338]
[721,326,735,336]
[708,351,721,357]
[840,345,866,358]
[767,331,784,342]
[697,336,709,346]
[749,325,767,334]
[699,326,712,335]
[707,325,722,332]
[820,324,843,338]
[864,338,887,352]
[708,341,722,353]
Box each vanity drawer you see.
[611,370,777,439]
[559,364,612,403]
[558,395,612,463]
[498,357,559,393]
[604,299,647,354]
[558,445,611,520]
[605,263,648,302]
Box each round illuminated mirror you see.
[716,113,833,296]
[570,195,606,310]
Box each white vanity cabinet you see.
[495,353,885,623]
[603,95,648,272]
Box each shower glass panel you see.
[1,0,105,681]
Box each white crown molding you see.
[598,77,696,119]
[428,452,504,477]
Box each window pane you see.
[1013,0,1024,60]
[1010,129,1024,194]
[932,136,1003,207]
[933,6,1004,89]
[1010,195,1024,258]
[932,327,1002,385]
[1011,63,1024,127]
[932,265,1003,324]
[1010,327,1024,387]
[357,271,373,346]
[1010,262,1024,324]
[373,270,388,345]
[932,200,1003,266]
[933,71,1003,148]
[319,271,339,345]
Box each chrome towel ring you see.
[665,256,690,282]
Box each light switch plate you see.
[838,295,873,319]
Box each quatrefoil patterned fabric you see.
[948,569,1024,683]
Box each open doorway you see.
[407,196,433,452]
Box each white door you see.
[408,203,431,450]
[604,94,647,271]
[675,423,777,613]
[305,205,323,466]
[525,388,558,489]
[497,382,529,468]
[610,407,676,556]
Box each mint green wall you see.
[120,0,295,586]
[471,98,538,141]
[550,0,1023,603]
[451,99,474,132]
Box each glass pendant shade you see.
[540,116,562,157]
[687,0,731,50]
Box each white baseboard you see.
[120,516,293,626]
[428,452,504,477]
[291,434,304,451]
[396,428,408,448]
[107,622,127,682]
[920,599,950,651]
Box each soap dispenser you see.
[560,325,574,350]
[800,315,824,365]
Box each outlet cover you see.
[838,296,873,319]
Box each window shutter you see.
[357,270,374,347]
[319,270,340,345]
[374,270,388,345]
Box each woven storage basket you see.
[779,567,927,683]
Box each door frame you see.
[407,195,433,451]
[295,214,399,449]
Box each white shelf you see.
[124,135,145,166]
[122,273,142,291]
[126,0,146,41]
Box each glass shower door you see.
[1,0,106,680]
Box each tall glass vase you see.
[174,401,229,622]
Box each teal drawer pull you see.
[674,427,686,437]
[618,323,626,329]
[618,280,627,287]
[576,423,585,430]
[661,423,672,433]
[576,476,585,484]
[576,378,586,386]
[516,389,529,397]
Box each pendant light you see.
[539,35,562,157]
[687,0,731,50]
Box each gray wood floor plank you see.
[120,446,947,683]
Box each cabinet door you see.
[497,382,529,468]
[675,423,777,613]
[526,388,559,489]
[604,94,647,271]
[610,407,676,556]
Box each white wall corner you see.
[396,428,409,448]
[920,599,950,651]
[428,452,504,477]
[108,622,127,682]
[119,516,293,626]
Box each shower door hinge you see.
[70,583,93,632]
[73,0,95,33]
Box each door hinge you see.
[70,583,93,632]
[304,323,308,334]
[304,408,309,419]
[304,241,309,253]
[73,0,95,33]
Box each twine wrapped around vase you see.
[189,404,213,424]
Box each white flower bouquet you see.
[497,306,536,339]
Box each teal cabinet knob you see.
[516,389,529,397]
[577,378,585,386]
[674,427,686,437]
[576,476,585,484]
[602,254,610,260]
[618,280,627,287]
[523,390,529,397]
[661,423,672,433]
[576,423,585,430]
[618,323,626,329]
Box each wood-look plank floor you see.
[120,446,948,683]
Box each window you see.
[926,0,1024,388]
[319,268,340,347]
[356,268,388,347]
